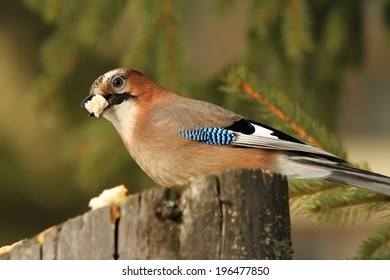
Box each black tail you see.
[325,165,390,196]
[292,156,390,196]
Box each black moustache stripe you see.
[107,92,134,105]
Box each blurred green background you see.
[1,0,390,259]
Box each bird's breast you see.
[124,127,278,186]
[105,103,279,186]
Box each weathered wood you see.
[179,176,222,259]
[0,169,292,260]
[218,169,292,259]
[118,189,181,259]
[9,238,41,260]
[41,227,58,260]
[56,206,116,259]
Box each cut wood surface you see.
[1,169,292,260]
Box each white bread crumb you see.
[89,185,128,210]
[84,94,109,118]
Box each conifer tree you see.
[23,0,390,259]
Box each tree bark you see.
[0,169,292,260]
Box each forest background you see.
[1,0,390,259]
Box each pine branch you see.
[282,0,313,61]
[34,30,80,110]
[157,0,182,92]
[221,66,390,225]
[255,0,283,26]
[120,3,165,68]
[240,79,323,148]
[289,180,337,198]
[121,0,186,93]
[288,180,340,215]
[30,0,128,110]
[289,179,390,223]
[23,0,78,24]
[356,223,390,259]
[221,66,345,157]
[307,189,390,224]
[221,66,342,198]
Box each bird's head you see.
[81,68,174,139]
[81,68,146,119]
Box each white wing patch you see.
[252,124,279,139]
[231,122,338,159]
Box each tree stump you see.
[0,169,292,260]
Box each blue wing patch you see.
[180,127,237,145]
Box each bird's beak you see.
[81,93,119,109]
[81,93,114,117]
[81,93,133,117]
[81,95,94,116]
[81,95,94,108]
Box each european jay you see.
[81,68,390,196]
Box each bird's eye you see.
[112,77,124,88]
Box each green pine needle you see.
[220,66,390,228]
[281,0,313,62]
[356,223,390,259]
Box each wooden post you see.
[0,169,292,260]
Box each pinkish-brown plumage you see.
[86,69,277,186]
[81,68,390,196]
